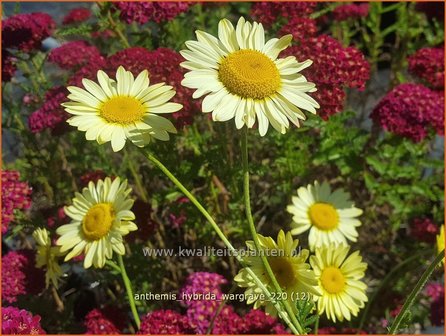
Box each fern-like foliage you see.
[295,299,319,333]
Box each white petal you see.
[218,18,239,52]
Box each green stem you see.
[241,127,305,335]
[358,249,431,331]
[144,149,234,250]
[20,61,40,93]
[105,260,121,273]
[206,284,237,334]
[388,249,445,334]
[125,148,149,202]
[97,2,130,48]
[117,254,141,328]
[314,315,319,335]
[142,148,299,334]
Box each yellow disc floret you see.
[308,203,339,231]
[218,49,280,99]
[320,266,345,294]
[82,203,114,240]
[100,96,146,124]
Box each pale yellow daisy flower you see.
[63,66,182,152]
[234,230,320,316]
[33,227,64,288]
[56,177,137,269]
[180,17,319,136]
[287,181,363,250]
[310,244,368,322]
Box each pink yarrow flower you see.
[2,250,45,303]
[282,34,370,119]
[137,310,193,334]
[62,7,91,25]
[2,12,55,52]
[408,47,444,89]
[251,2,317,26]
[333,3,369,21]
[48,40,103,70]
[1,170,32,233]
[371,83,444,142]
[2,307,46,334]
[28,87,69,134]
[113,2,191,24]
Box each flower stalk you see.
[117,254,141,328]
[388,249,445,334]
[142,148,300,334]
[241,126,305,335]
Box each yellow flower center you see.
[320,266,345,294]
[82,203,114,240]
[218,49,281,100]
[308,203,339,231]
[269,256,296,289]
[100,96,146,124]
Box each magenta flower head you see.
[410,217,439,243]
[113,2,190,24]
[84,309,121,334]
[28,87,69,134]
[137,310,193,334]
[1,170,32,233]
[333,3,369,21]
[282,34,370,119]
[48,41,103,70]
[408,47,444,89]
[2,12,55,52]
[251,2,317,26]
[2,250,45,303]
[62,7,91,25]
[2,307,45,334]
[371,83,444,142]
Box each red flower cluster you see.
[424,283,445,326]
[127,199,158,242]
[240,309,288,334]
[425,282,444,301]
[431,292,445,326]
[62,7,91,25]
[282,34,370,119]
[410,217,439,243]
[370,83,444,142]
[69,47,199,127]
[279,17,318,41]
[333,3,369,21]
[176,272,286,334]
[45,206,68,228]
[2,250,45,303]
[2,170,32,233]
[408,47,444,89]
[2,50,17,82]
[28,87,69,134]
[84,309,121,334]
[48,41,103,70]
[138,307,287,335]
[113,2,191,24]
[2,12,55,52]
[138,310,193,334]
[79,170,107,187]
[251,2,317,26]
[2,307,45,334]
